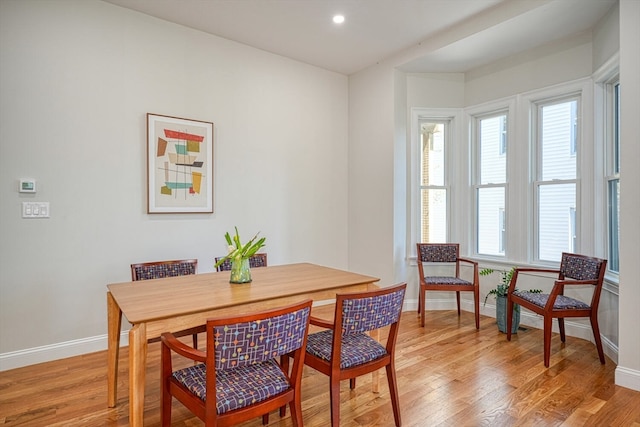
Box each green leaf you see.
[214,227,266,268]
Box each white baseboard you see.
[0,298,623,375]
[615,366,640,392]
[1,301,342,371]
[0,331,129,372]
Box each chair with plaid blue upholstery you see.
[302,283,406,427]
[416,243,480,329]
[215,253,268,271]
[160,299,313,427]
[130,259,200,347]
[506,252,607,367]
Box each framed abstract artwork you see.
[147,113,214,213]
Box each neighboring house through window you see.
[534,96,580,262]
[474,112,508,257]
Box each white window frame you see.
[519,78,593,266]
[466,98,516,261]
[594,54,620,280]
[409,108,463,260]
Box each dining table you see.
[106,262,380,426]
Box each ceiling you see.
[103,0,616,75]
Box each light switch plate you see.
[22,202,49,218]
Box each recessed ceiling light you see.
[333,15,345,24]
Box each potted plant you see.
[480,267,541,334]
[214,227,266,283]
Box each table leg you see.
[107,292,122,407]
[129,323,147,427]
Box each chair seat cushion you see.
[513,291,590,310]
[306,330,387,369]
[424,276,473,286]
[171,358,290,414]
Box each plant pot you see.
[230,258,252,283]
[495,295,520,334]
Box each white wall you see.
[616,0,640,392]
[593,1,620,71]
[0,0,349,367]
[347,64,396,284]
[464,33,594,106]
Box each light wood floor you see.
[2,307,639,426]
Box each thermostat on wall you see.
[19,179,36,193]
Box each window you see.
[535,97,580,262]
[474,113,507,256]
[419,121,448,243]
[606,81,620,273]
[411,108,462,254]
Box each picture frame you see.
[147,113,214,213]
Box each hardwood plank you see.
[1,307,639,426]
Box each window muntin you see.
[535,98,579,262]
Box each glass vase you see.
[230,258,252,283]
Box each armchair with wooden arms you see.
[160,299,313,426]
[506,252,607,367]
[302,283,406,427]
[416,243,480,329]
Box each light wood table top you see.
[108,262,379,324]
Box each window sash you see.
[534,95,581,263]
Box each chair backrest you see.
[208,299,312,371]
[416,243,461,279]
[339,284,406,335]
[558,252,607,307]
[559,252,607,281]
[417,243,459,263]
[130,259,198,281]
[215,253,268,272]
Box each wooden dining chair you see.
[416,243,480,329]
[214,252,268,271]
[160,299,313,427]
[301,283,406,427]
[506,252,607,367]
[130,259,201,347]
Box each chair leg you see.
[289,388,304,427]
[262,413,269,425]
[192,333,198,349]
[456,291,461,316]
[590,313,606,364]
[329,376,341,427]
[543,316,553,368]
[419,288,426,327]
[350,378,356,390]
[385,363,402,427]
[160,346,172,427]
[279,354,290,416]
[558,318,566,342]
[473,288,480,330]
[506,298,513,341]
